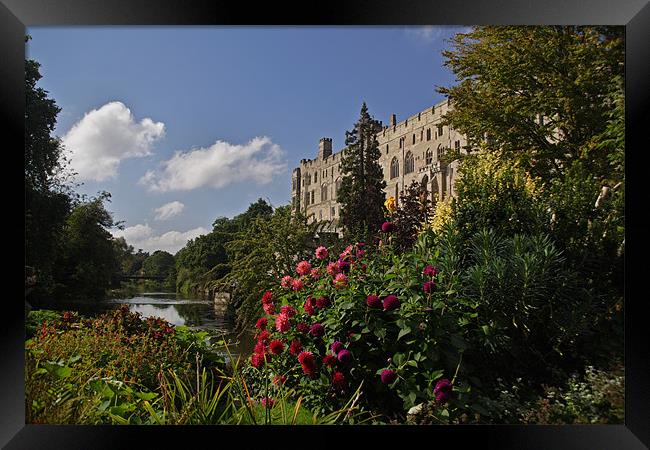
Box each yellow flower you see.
[384,196,397,214]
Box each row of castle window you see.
[387,126,445,154]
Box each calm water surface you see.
[31,291,254,359]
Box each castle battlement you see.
[291,99,468,231]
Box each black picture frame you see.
[4,1,649,448]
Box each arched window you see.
[426,128,431,141]
[321,184,328,201]
[335,178,341,198]
[404,151,414,174]
[390,157,399,179]
[425,148,432,165]
[412,134,416,144]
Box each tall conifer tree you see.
[337,103,387,241]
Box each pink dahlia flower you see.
[366,294,381,308]
[331,341,344,355]
[337,349,352,364]
[262,291,274,304]
[256,330,270,343]
[262,302,275,315]
[333,273,348,289]
[280,275,294,288]
[281,304,297,317]
[326,261,340,276]
[303,297,315,316]
[310,268,322,279]
[380,369,397,384]
[251,353,265,369]
[275,313,291,333]
[291,278,304,291]
[423,265,439,278]
[381,222,395,233]
[315,246,329,260]
[261,397,275,408]
[382,295,400,311]
[296,260,312,276]
[434,378,453,404]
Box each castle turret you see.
[390,114,397,127]
[318,137,332,159]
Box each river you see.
[28,291,254,360]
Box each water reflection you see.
[30,291,254,357]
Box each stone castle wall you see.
[291,99,469,231]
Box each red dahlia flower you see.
[309,323,325,338]
[315,296,330,309]
[297,351,317,376]
[323,354,337,367]
[423,280,436,294]
[262,291,274,304]
[289,340,303,356]
[255,317,268,330]
[296,322,309,333]
[332,371,347,391]
[269,339,285,355]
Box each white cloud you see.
[139,136,287,193]
[153,201,185,221]
[62,101,165,182]
[405,26,473,43]
[113,224,208,254]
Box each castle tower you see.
[318,137,332,159]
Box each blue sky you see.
[27,26,468,254]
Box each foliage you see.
[337,102,387,243]
[389,180,434,253]
[212,206,323,332]
[439,26,624,182]
[174,199,273,297]
[239,237,478,422]
[50,193,121,300]
[450,149,546,241]
[142,250,176,290]
[520,364,624,424]
[25,38,75,301]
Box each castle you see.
[291,98,469,231]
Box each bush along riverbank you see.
[239,227,624,424]
[25,307,370,424]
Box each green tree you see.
[439,26,624,182]
[52,193,120,300]
[174,199,275,296]
[214,206,320,331]
[337,102,387,242]
[25,36,75,300]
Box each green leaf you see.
[406,360,418,368]
[134,391,158,401]
[397,327,411,340]
[55,366,72,378]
